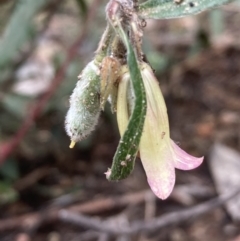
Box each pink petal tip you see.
[171,140,204,170]
[104,168,112,179]
[147,169,175,200]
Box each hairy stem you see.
[95,24,115,63]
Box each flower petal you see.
[140,63,175,199]
[116,69,130,137]
[171,140,204,170]
[140,108,175,200]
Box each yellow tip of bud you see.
[69,141,76,149]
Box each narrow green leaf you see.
[0,159,19,181]
[2,93,34,119]
[0,0,15,35]
[139,0,235,19]
[0,0,48,75]
[108,24,147,180]
[0,181,18,205]
[75,0,88,18]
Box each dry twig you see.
[13,166,51,191]
[58,189,240,235]
[0,190,151,232]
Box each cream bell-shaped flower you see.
[117,62,203,200]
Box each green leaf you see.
[139,0,235,19]
[108,24,147,180]
[2,93,34,119]
[0,159,19,181]
[0,0,15,35]
[0,0,49,80]
[75,0,88,18]
[0,181,18,205]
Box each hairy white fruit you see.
[65,61,101,146]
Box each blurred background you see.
[0,0,240,240]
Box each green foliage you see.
[0,0,49,82]
[75,0,88,18]
[0,159,19,205]
[0,0,15,34]
[108,26,147,181]
[0,159,19,181]
[2,93,34,119]
[139,0,235,19]
[0,181,18,205]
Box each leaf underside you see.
[139,0,235,19]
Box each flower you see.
[117,62,203,200]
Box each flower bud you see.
[65,61,101,148]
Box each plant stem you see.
[95,24,114,63]
[132,0,139,10]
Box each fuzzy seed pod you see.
[65,61,101,148]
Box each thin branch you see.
[130,0,139,10]
[0,0,101,165]
[0,190,151,232]
[13,166,51,191]
[58,189,240,235]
